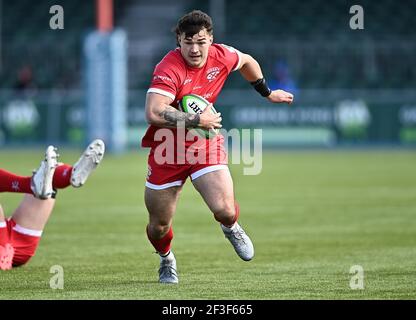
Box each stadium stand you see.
[0,0,130,89]
[0,0,415,89]
[184,0,416,89]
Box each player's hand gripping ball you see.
[180,94,219,139]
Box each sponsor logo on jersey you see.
[203,92,213,100]
[154,75,173,82]
[206,67,221,82]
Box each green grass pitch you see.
[0,148,415,299]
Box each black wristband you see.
[250,78,272,97]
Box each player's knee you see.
[212,202,236,226]
[147,223,171,239]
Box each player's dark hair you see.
[174,10,213,46]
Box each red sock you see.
[0,169,32,194]
[146,225,173,255]
[0,165,73,195]
[53,164,73,189]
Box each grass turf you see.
[0,149,415,299]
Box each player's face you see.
[179,29,213,68]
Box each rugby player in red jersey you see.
[142,10,293,283]
[0,140,104,270]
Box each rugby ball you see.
[180,94,219,139]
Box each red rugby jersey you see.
[141,43,242,149]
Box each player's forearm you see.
[239,54,264,82]
[238,53,273,98]
[148,105,200,128]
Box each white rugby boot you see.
[158,251,178,284]
[71,139,105,188]
[221,222,254,261]
[31,145,59,199]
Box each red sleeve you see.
[215,44,242,73]
[148,54,182,101]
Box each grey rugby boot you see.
[71,139,105,188]
[221,222,254,261]
[31,146,59,199]
[159,251,178,284]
